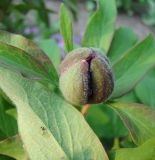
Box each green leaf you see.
[0,42,51,81]
[0,135,27,160]
[135,76,155,108]
[108,102,155,145]
[37,39,61,70]
[112,35,155,98]
[59,4,73,52]
[82,0,116,53]
[147,66,155,77]
[0,97,17,140]
[63,0,78,20]
[108,27,137,64]
[0,67,109,160]
[12,3,55,14]
[115,91,139,103]
[0,30,58,85]
[0,155,14,160]
[86,104,128,138]
[37,0,50,27]
[5,108,17,120]
[113,137,155,160]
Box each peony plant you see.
[0,0,155,160]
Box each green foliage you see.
[63,0,78,20]
[86,104,128,138]
[0,0,54,35]
[0,42,51,81]
[59,4,73,52]
[0,0,155,159]
[82,0,117,53]
[113,138,155,160]
[112,35,155,98]
[108,27,138,64]
[0,98,17,140]
[116,0,155,26]
[142,0,155,26]
[0,135,27,160]
[0,67,108,160]
[109,102,155,145]
[116,0,148,14]
[37,39,61,70]
[135,75,155,108]
[0,30,59,86]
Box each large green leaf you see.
[0,67,108,160]
[0,30,58,85]
[113,137,155,160]
[0,135,27,160]
[0,97,17,140]
[108,27,137,64]
[108,102,155,145]
[0,42,51,81]
[135,76,155,108]
[37,39,61,70]
[112,35,155,98]
[86,104,128,138]
[82,0,116,53]
[59,4,73,52]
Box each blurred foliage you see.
[0,0,57,39]
[1,0,155,42]
[116,0,155,26]
[142,0,155,26]
[116,0,148,15]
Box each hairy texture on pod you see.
[59,48,114,106]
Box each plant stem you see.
[112,137,120,150]
[81,104,90,117]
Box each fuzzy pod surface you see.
[59,48,114,106]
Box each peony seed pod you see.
[59,48,114,106]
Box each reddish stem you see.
[81,104,90,117]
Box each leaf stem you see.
[81,104,90,117]
[112,137,120,150]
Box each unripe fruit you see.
[59,48,114,106]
